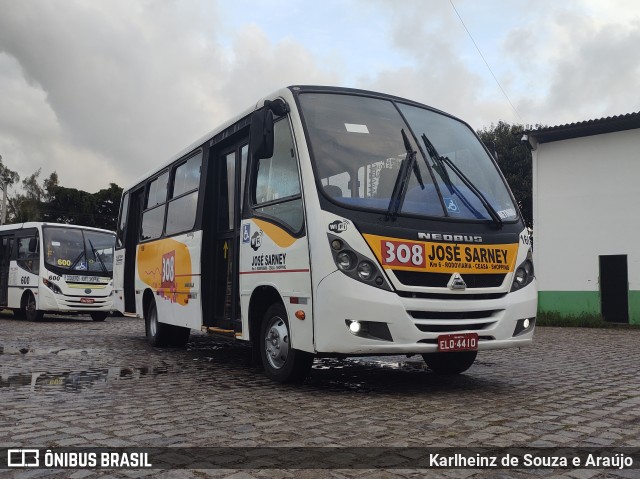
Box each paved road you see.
[1,311,639,478]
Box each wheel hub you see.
[264,317,289,369]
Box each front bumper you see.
[314,271,537,354]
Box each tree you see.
[8,168,44,222]
[477,121,536,228]
[93,183,123,231]
[6,166,122,230]
[0,155,19,224]
[0,156,20,188]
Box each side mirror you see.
[250,108,274,160]
[28,238,38,253]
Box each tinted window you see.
[146,171,169,208]
[17,234,40,274]
[252,119,303,232]
[173,153,202,198]
[165,191,198,236]
[141,206,165,241]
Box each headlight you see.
[357,261,374,280]
[328,233,391,291]
[43,278,63,294]
[510,254,534,292]
[336,251,356,271]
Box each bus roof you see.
[121,85,456,194]
[0,222,115,235]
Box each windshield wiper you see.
[387,129,423,220]
[88,239,108,275]
[421,133,503,228]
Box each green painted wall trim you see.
[538,290,640,325]
[630,291,640,325]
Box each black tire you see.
[90,312,108,322]
[168,325,190,347]
[145,300,190,347]
[24,292,44,322]
[260,303,313,383]
[422,351,477,375]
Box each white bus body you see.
[0,222,116,321]
[114,86,537,382]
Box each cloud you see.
[1,0,640,197]
[0,1,338,192]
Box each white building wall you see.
[533,128,640,296]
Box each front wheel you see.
[260,304,313,383]
[24,292,44,322]
[422,351,477,375]
[90,312,108,322]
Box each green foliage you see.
[537,311,639,328]
[6,167,122,231]
[477,121,535,228]
[0,156,19,187]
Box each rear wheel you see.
[90,312,108,322]
[24,291,44,322]
[422,351,477,375]
[145,300,190,347]
[260,304,313,383]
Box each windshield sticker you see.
[444,197,460,214]
[51,241,61,246]
[344,123,369,134]
[497,208,516,219]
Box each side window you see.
[252,119,303,232]
[146,172,168,208]
[116,192,129,249]
[165,152,202,236]
[17,235,40,275]
[141,171,169,241]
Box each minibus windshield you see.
[298,92,518,222]
[43,227,115,275]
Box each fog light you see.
[331,239,342,250]
[523,318,530,329]
[349,320,361,333]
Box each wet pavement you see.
[1,310,640,478]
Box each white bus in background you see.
[0,222,116,321]
[114,86,537,383]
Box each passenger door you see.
[203,139,249,330]
[0,234,13,306]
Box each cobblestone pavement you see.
[1,311,639,478]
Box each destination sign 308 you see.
[363,234,519,274]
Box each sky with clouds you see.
[0,0,639,193]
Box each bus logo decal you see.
[251,231,263,251]
[328,220,349,233]
[448,273,467,290]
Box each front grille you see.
[409,310,500,320]
[397,291,507,300]
[414,322,496,333]
[394,271,505,288]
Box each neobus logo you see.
[418,232,483,243]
